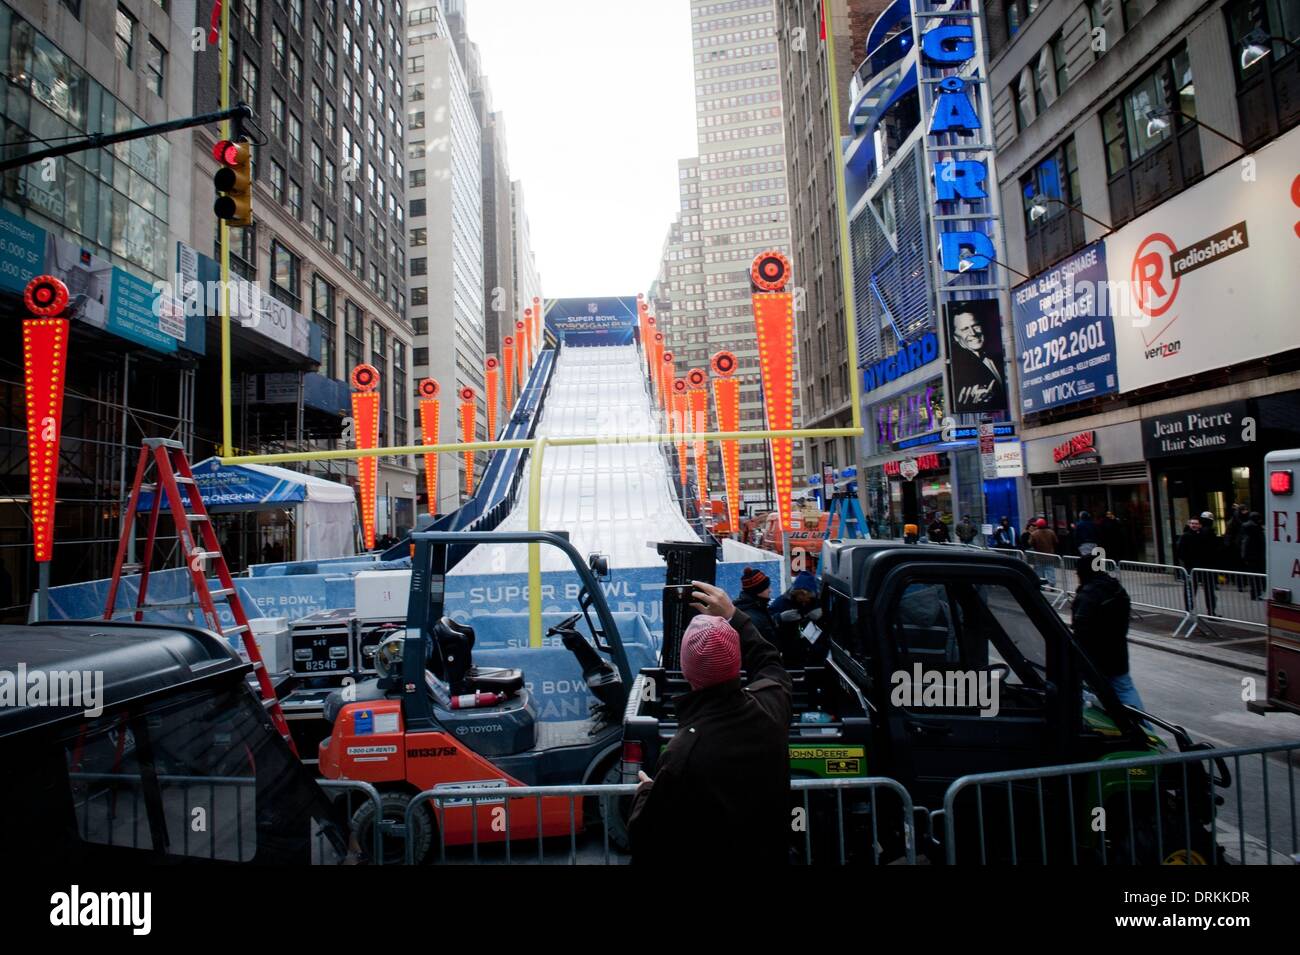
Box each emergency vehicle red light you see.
[1271,470,1293,495]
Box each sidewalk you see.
[1064,601,1267,675]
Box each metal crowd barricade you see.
[1186,567,1269,636]
[316,779,386,865]
[1021,552,1067,607]
[937,739,1299,865]
[1114,561,1195,636]
[402,777,918,865]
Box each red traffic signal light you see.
[213,139,253,227]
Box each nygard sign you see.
[862,332,939,392]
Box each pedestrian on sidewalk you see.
[628,583,792,865]
[955,515,979,545]
[1178,517,1218,616]
[1240,511,1266,599]
[1072,545,1146,712]
[991,515,1016,550]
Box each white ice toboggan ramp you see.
[451,344,697,575]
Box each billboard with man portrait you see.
[942,298,1009,417]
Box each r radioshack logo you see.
[1130,222,1249,356]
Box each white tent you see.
[137,458,357,561]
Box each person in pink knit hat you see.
[627,580,792,864]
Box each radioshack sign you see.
[1106,124,1300,393]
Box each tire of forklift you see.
[1099,799,1222,866]
[596,763,634,853]
[351,791,435,865]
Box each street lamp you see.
[1027,193,1115,233]
[1239,28,1300,71]
[1144,106,1246,150]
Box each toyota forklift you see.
[317,530,634,862]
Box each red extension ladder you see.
[104,438,296,755]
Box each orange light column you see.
[515,320,527,392]
[671,377,689,494]
[523,308,535,372]
[350,363,381,550]
[687,368,710,520]
[485,354,500,441]
[750,251,796,531]
[651,331,666,409]
[459,385,477,497]
[417,378,440,513]
[710,351,742,538]
[532,296,543,357]
[502,336,516,409]
[21,275,72,564]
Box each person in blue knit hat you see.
[767,571,824,669]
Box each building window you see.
[115,5,136,67]
[311,83,323,123]
[271,92,285,138]
[241,55,259,108]
[409,198,426,217]
[325,217,337,254]
[345,303,364,373]
[393,339,408,453]
[409,168,425,187]
[409,227,427,246]
[241,0,260,35]
[1226,0,1300,148]
[270,161,285,202]
[410,256,427,276]
[272,24,286,72]
[270,240,301,311]
[311,202,324,241]
[1004,0,1040,41]
[313,275,337,379]
[1100,48,1202,225]
[146,37,166,97]
[289,113,302,160]
[413,347,428,366]
[288,179,302,219]
[408,55,424,73]
[410,286,427,306]
[1020,139,1084,274]
[1050,30,1068,96]
[289,49,303,93]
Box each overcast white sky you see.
[464,1,699,298]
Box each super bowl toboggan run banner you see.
[543,296,639,346]
[1012,124,1300,410]
[42,557,781,722]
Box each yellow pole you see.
[218,0,233,455]
[221,426,863,467]
[822,4,863,432]
[526,436,547,648]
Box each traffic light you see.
[213,138,252,227]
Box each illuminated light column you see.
[515,319,527,391]
[502,336,516,409]
[750,250,796,531]
[532,297,543,357]
[687,367,710,519]
[651,331,666,409]
[459,385,477,497]
[671,376,689,494]
[710,350,743,538]
[350,363,381,550]
[417,378,441,514]
[637,300,651,373]
[485,354,500,441]
[523,308,535,372]
[21,275,71,566]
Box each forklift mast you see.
[404,530,634,731]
